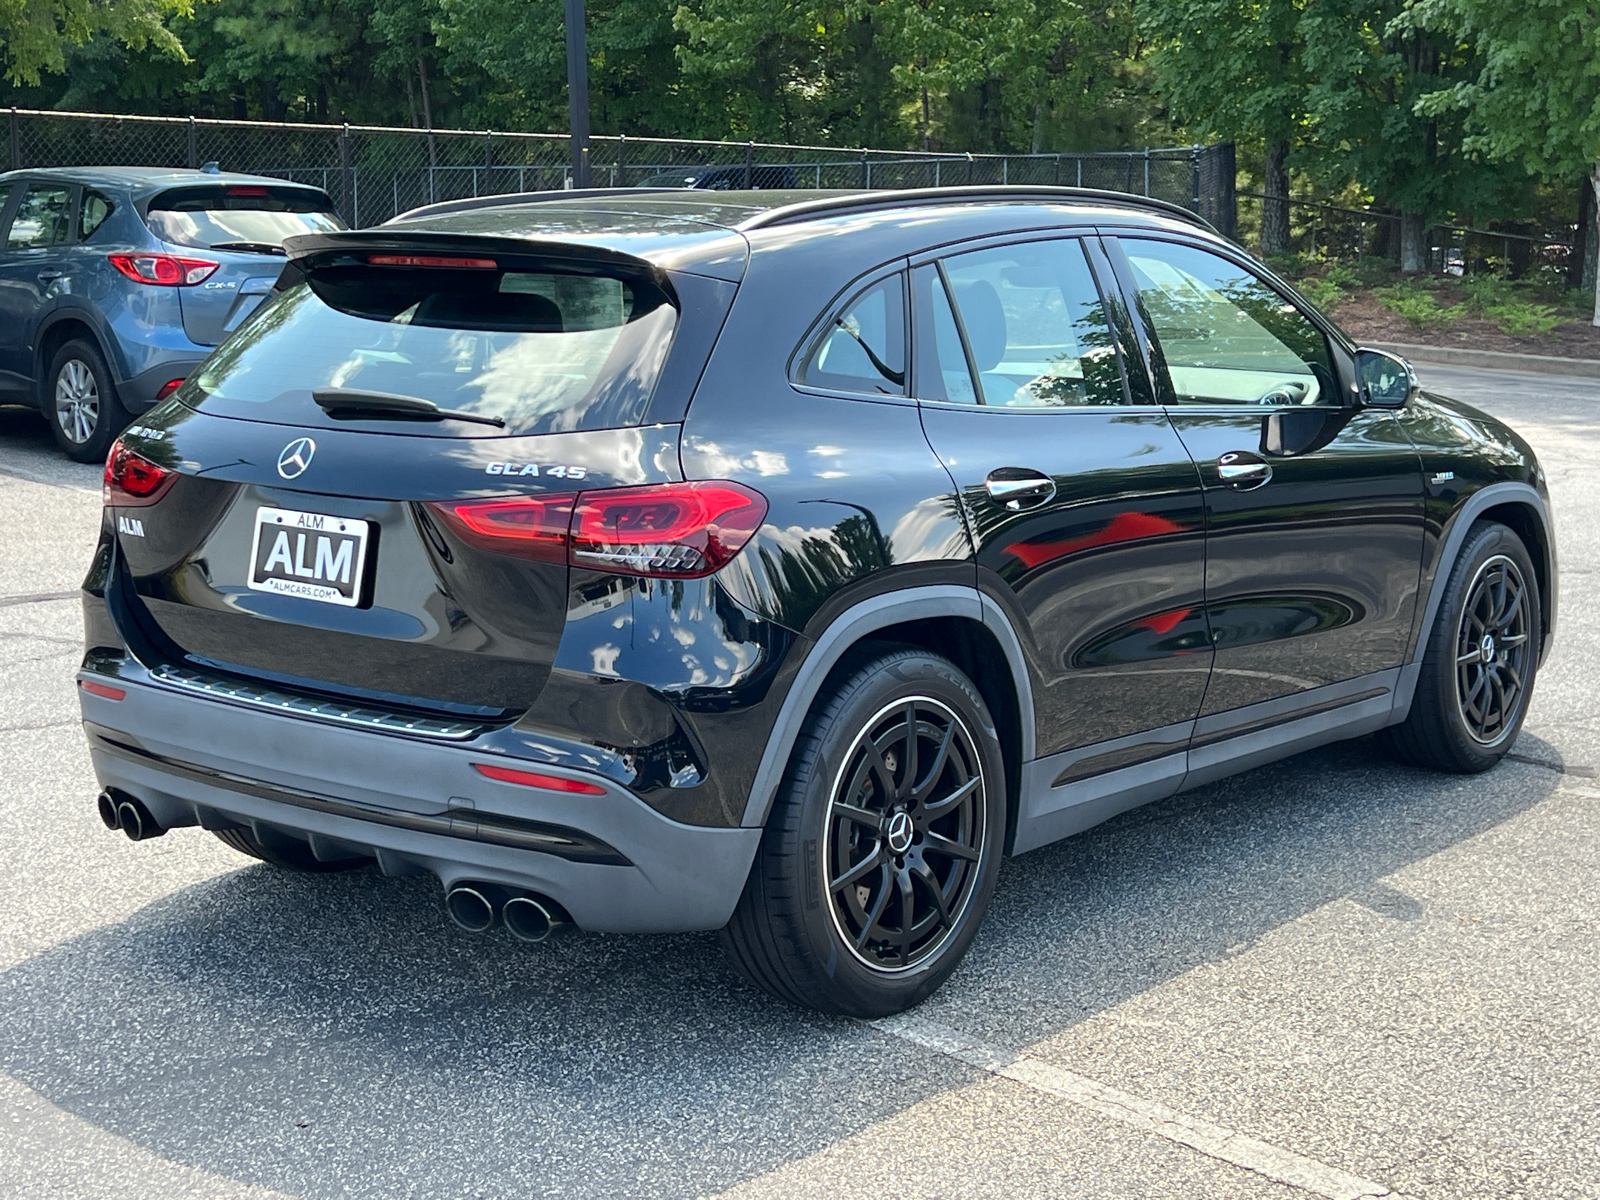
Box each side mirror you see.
[1354,348,1416,409]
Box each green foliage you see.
[1,0,190,85]
[1481,301,1564,336]
[1295,274,1347,311]
[1373,281,1463,328]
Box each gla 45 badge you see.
[484,462,588,479]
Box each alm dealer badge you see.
[248,506,370,607]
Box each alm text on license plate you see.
[248,506,370,607]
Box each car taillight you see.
[108,252,219,287]
[368,254,498,269]
[569,482,767,577]
[426,480,767,578]
[429,493,577,563]
[104,439,177,506]
[155,377,187,401]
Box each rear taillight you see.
[154,377,187,401]
[108,252,219,287]
[427,480,767,579]
[104,439,177,506]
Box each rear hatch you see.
[142,182,344,345]
[106,239,723,719]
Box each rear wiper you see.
[209,241,288,256]
[312,388,506,428]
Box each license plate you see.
[248,506,370,607]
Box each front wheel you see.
[1383,520,1541,773]
[47,338,127,463]
[721,647,1006,1016]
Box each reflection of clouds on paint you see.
[684,437,790,477]
[888,496,970,561]
[591,643,622,676]
[631,578,762,691]
[809,444,847,457]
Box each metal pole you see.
[564,0,592,188]
[1191,144,1201,214]
[187,117,197,169]
[485,130,493,194]
[744,141,753,189]
[339,124,354,225]
[9,108,19,170]
[1144,147,1151,196]
[617,134,626,186]
[860,149,868,189]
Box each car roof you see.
[376,186,1220,281]
[0,165,332,199]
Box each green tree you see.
[1144,0,1306,252]
[1410,0,1600,318]
[2,0,190,85]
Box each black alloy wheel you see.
[825,696,986,972]
[722,647,1005,1016]
[47,338,128,463]
[1454,554,1533,745]
[1383,520,1541,773]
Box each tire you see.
[1382,520,1541,773]
[211,826,365,872]
[46,338,128,463]
[721,647,1006,1016]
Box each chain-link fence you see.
[5,107,1236,231]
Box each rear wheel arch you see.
[36,315,120,404]
[1478,500,1554,656]
[739,587,1034,847]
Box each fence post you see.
[485,130,494,193]
[860,149,868,189]
[1054,154,1061,185]
[187,117,197,169]
[1143,147,1151,196]
[617,134,626,187]
[9,108,18,171]
[744,140,753,189]
[339,124,354,226]
[1191,144,1201,213]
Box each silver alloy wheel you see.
[1455,553,1532,745]
[54,358,100,446]
[823,695,987,973]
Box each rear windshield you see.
[185,263,677,436]
[145,185,344,252]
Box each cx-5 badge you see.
[277,437,316,479]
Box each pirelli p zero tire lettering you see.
[721,647,1006,1016]
[1384,520,1542,774]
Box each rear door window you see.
[145,185,344,252]
[933,239,1126,407]
[799,273,906,395]
[6,183,72,249]
[188,262,678,436]
[79,190,114,241]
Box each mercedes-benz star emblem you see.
[886,810,915,854]
[277,437,316,479]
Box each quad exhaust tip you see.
[445,884,567,943]
[97,790,164,841]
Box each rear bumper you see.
[117,358,206,413]
[76,660,760,933]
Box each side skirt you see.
[1011,669,1400,856]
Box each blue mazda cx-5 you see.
[0,167,343,461]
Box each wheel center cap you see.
[1480,633,1496,662]
[885,810,914,854]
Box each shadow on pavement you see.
[0,734,1562,1199]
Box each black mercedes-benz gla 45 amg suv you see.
[78,185,1556,1015]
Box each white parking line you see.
[873,1013,1397,1200]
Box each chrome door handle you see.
[985,468,1056,510]
[1217,452,1272,489]
[36,270,63,284]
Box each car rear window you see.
[185,261,677,437]
[145,185,344,252]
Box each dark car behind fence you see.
[5,107,1238,235]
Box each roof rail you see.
[737,185,1218,235]
[388,186,681,224]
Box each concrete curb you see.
[1373,341,1600,380]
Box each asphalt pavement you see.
[0,364,1596,1199]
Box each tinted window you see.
[79,190,114,241]
[6,184,72,249]
[145,185,344,251]
[912,264,977,404]
[800,274,906,395]
[189,267,677,437]
[939,240,1125,407]
[1121,239,1335,407]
